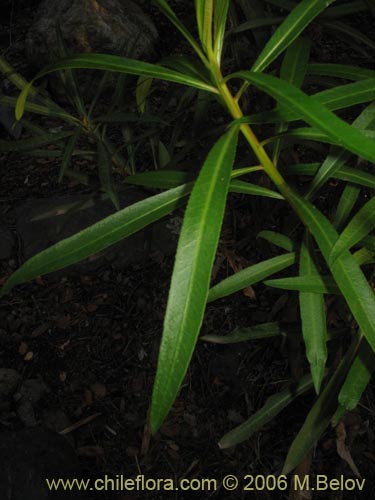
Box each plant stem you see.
[212,66,287,192]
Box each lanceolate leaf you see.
[229,179,284,199]
[307,103,375,198]
[16,54,219,120]
[258,230,294,252]
[195,0,213,52]
[286,190,375,352]
[307,63,375,81]
[299,236,328,393]
[150,128,239,433]
[0,184,192,297]
[213,0,230,62]
[219,374,315,449]
[282,333,361,474]
[283,162,375,190]
[201,322,280,344]
[124,171,284,200]
[270,127,375,147]
[208,253,295,302]
[330,196,375,265]
[337,337,375,412]
[252,0,335,73]
[333,185,361,231]
[240,79,375,126]
[273,37,311,163]
[231,71,375,164]
[265,275,340,294]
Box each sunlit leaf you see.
[257,230,294,251]
[282,334,361,474]
[16,53,219,119]
[265,275,340,294]
[335,337,375,418]
[0,184,192,296]
[299,236,327,393]
[252,0,335,73]
[208,253,295,302]
[150,128,239,433]
[231,71,375,164]
[286,190,375,352]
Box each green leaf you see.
[0,95,78,123]
[150,128,239,434]
[228,17,283,36]
[330,196,375,265]
[231,71,375,164]
[158,140,171,168]
[283,162,375,190]
[208,253,295,302]
[0,184,192,297]
[307,63,375,81]
[241,79,375,126]
[299,236,328,393]
[201,322,280,344]
[333,184,361,231]
[285,189,375,353]
[307,102,375,198]
[136,75,153,114]
[257,230,294,252]
[353,247,375,266]
[252,0,335,73]
[124,171,284,200]
[229,179,284,199]
[282,333,361,474]
[273,36,311,163]
[265,275,340,294]
[195,0,213,52]
[336,337,375,415]
[219,374,315,449]
[361,235,375,252]
[213,0,230,62]
[16,53,219,120]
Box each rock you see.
[0,221,14,260]
[15,190,178,276]
[14,378,49,427]
[26,0,158,69]
[0,427,82,500]
[0,368,21,399]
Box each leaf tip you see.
[15,82,33,121]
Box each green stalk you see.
[212,64,287,191]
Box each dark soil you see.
[1,2,375,500]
